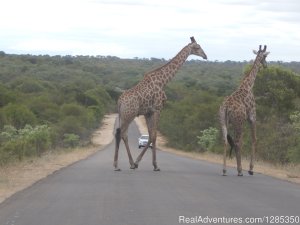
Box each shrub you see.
[63,133,80,148]
[0,124,51,162]
[197,127,218,152]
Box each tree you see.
[0,84,16,107]
[254,66,300,116]
[2,104,36,129]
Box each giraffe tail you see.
[227,134,235,158]
[115,128,121,149]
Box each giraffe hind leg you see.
[113,128,121,171]
[219,107,228,176]
[221,125,228,176]
[234,127,244,176]
[248,120,256,175]
[222,141,228,176]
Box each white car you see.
[138,135,152,148]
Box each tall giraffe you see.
[219,45,270,176]
[114,37,207,171]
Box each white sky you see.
[1,0,300,61]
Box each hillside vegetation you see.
[0,51,300,165]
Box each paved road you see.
[0,121,300,225]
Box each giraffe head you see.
[253,45,270,68]
[189,36,207,60]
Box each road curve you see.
[0,121,299,225]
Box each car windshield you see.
[140,135,149,140]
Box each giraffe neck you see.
[238,55,262,91]
[147,44,191,87]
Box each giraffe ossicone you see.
[113,37,207,171]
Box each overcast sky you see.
[1,0,299,61]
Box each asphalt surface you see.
[0,121,300,225]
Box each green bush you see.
[0,125,51,162]
[63,133,80,148]
[197,127,218,152]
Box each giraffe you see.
[219,45,270,176]
[114,37,207,171]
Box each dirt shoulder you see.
[0,114,117,204]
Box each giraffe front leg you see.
[134,114,152,169]
[123,135,135,169]
[113,161,121,171]
[235,142,243,176]
[152,141,160,171]
[152,112,160,171]
[236,148,243,176]
[232,126,244,176]
[134,142,151,168]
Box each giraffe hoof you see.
[248,170,254,175]
[130,163,138,169]
[154,167,160,171]
[238,173,243,176]
[222,169,227,176]
[114,168,121,171]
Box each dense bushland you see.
[1,51,300,165]
[0,53,115,164]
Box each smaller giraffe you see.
[219,45,270,176]
[114,37,207,171]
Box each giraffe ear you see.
[264,51,270,56]
[253,50,258,55]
